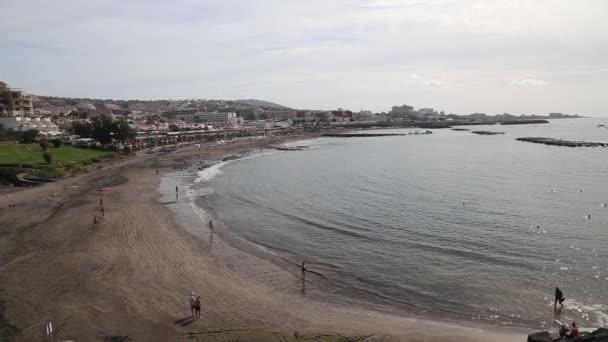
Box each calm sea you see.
[186,118,608,329]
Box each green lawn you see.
[0,142,110,165]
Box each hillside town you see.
[0,81,580,148]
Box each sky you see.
[1,0,607,115]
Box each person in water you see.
[555,287,565,309]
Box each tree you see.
[43,150,53,164]
[91,115,115,145]
[52,138,62,148]
[113,118,136,143]
[169,124,180,132]
[71,121,93,138]
[21,129,39,143]
[40,139,49,151]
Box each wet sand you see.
[0,136,529,341]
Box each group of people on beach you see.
[553,287,581,340]
[188,292,202,318]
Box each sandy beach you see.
[0,136,530,341]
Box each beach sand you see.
[0,137,529,341]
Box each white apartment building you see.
[0,116,61,134]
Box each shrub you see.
[52,138,62,148]
[0,168,19,185]
[43,150,53,164]
[35,166,64,179]
[40,139,49,151]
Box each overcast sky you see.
[1,0,607,115]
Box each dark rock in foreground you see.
[471,131,505,135]
[528,328,608,342]
[517,137,608,147]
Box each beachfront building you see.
[195,111,243,125]
[0,116,61,134]
[0,81,34,117]
[161,109,198,123]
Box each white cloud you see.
[0,0,606,115]
[405,74,453,87]
[510,79,548,87]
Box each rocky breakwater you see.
[528,328,608,342]
[516,137,608,147]
[323,133,409,137]
[471,131,505,135]
[501,119,549,125]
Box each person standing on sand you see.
[555,287,565,309]
[101,206,105,217]
[92,216,99,229]
[301,262,307,279]
[100,197,103,207]
[194,296,202,318]
[156,170,159,176]
[188,292,197,317]
[209,220,213,230]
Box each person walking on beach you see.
[194,295,202,318]
[100,197,103,207]
[92,216,99,229]
[101,206,105,217]
[555,287,565,309]
[156,169,159,176]
[209,220,213,231]
[188,292,197,317]
[301,262,307,279]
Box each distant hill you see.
[236,99,291,109]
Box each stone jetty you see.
[516,137,608,147]
[471,131,505,135]
[323,133,409,137]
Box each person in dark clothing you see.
[156,170,159,176]
[555,287,565,309]
[301,262,307,279]
[194,296,202,318]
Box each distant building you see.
[0,81,34,117]
[0,116,60,133]
[161,109,198,123]
[77,101,96,115]
[196,111,242,124]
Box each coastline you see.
[0,133,529,341]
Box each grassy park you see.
[0,142,111,166]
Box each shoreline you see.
[161,138,535,332]
[0,133,529,341]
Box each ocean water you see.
[188,119,608,329]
